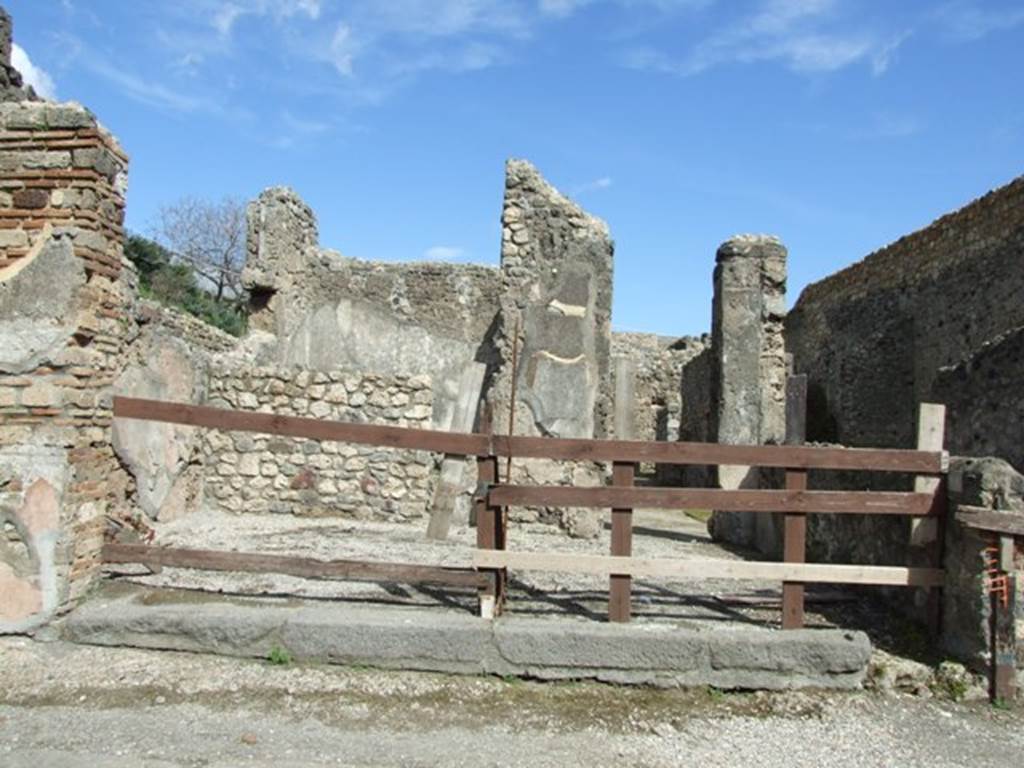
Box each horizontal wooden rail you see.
[956,505,1024,536]
[489,485,938,516]
[113,396,490,455]
[490,435,946,473]
[103,543,488,589]
[472,550,945,587]
[113,396,946,473]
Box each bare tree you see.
[154,196,246,302]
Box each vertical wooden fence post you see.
[912,403,947,638]
[609,461,636,623]
[782,374,808,629]
[993,538,1018,703]
[475,404,505,619]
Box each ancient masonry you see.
[0,6,1020,677]
[0,96,131,630]
[202,367,436,519]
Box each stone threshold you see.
[60,583,871,691]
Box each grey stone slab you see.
[63,584,870,690]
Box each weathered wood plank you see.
[782,471,808,629]
[782,375,808,630]
[609,461,636,623]
[993,569,1017,703]
[493,435,945,473]
[113,396,488,455]
[489,485,936,515]
[113,396,945,473]
[102,543,487,588]
[911,403,946,545]
[474,406,504,619]
[956,506,1024,536]
[472,550,946,587]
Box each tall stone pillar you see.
[487,159,614,537]
[241,187,319,335]
[708,234,787,553]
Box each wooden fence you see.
[110,395,948,629]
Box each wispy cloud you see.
[211,0,322,38]
[11,44,57,100]
[572,176,613,194]
[624,0,898,77]
[270,111,332,148]
[423,245,466,261]
[307,1,531,86]
[932,1,1024,42]
[87,57,203,112]
[871,30,911,75]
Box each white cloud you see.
[330,23,358,76]
[573,176,613,194]
[423,245,465,261]
[87,57,202,112]
[871,31,911,76]
[211,0,322,37]
[625,0,895,77]
[933,1,1024,42]
[10,44,57,100]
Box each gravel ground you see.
[1,637,1021,768]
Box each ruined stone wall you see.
[202,366,437,519]
[943,457,1024,673]
[137,301,239,355]
[785,175,1024,572]
[610,332,708,444]
[243,187,500,429]
[486,159,614,538]
[932,325,1024,473]
[705,235,788,553]
[111,300,241,523]
[786,175,1024,458]
[677,346,714,484]
[0,100,131,631]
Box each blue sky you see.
[7,0,1024,335]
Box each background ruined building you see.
[0,6,1020,678]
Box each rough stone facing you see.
[707,235,787,553]
[931,325,1024,472]
[0,98,131,631]
[202,366,438,519]
[243,186,501,430]
[486,159,615,537]
[943,456,1024,673]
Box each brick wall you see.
[0,101,131,630]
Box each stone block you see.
[12,188,48,209]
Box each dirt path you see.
[1,638,1020,768]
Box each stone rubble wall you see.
[486,159,615,538]
[786,174,1024,458]
[0,99,132,631]
[944,456,1024,673]
[136,300,239,355]
[931,324,1024,472]
[202,366,438,520]
[110,300,242,523]
[706,235,788,554]
[784,174,1024,573]
[242,187,501,431]
[677,345,714,484]
[611,331,709,481]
